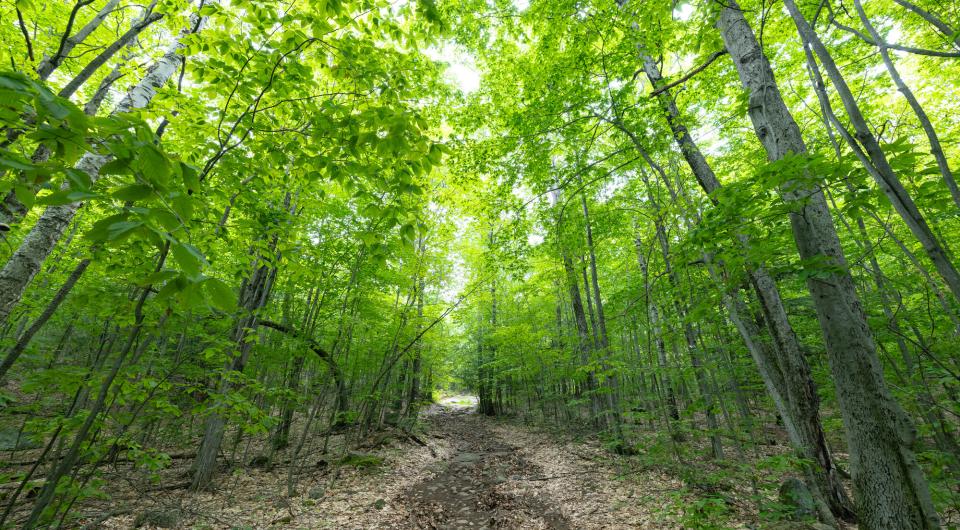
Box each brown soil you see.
[389,405,569,529]
[83,397,691,528]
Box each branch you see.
[58,8,164,98]
[649,50,727,97]
[893,0,960,49]
[38,0,99,79]
[366,274,492,397]
[829,17,960,58]
[258,319,348,411]
[258,320,333,359]
[15,7,34,62]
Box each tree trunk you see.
[718,4,940,527]
[405,273,425,417]
[191,260,274,490]
[852,0,959,209]
[36,0,121,80]
[638,170,723,459]
[22,243,167,528]
[784,0,960,304]
[634,235,682,430]
[0,258,90,383]
[0,11,204,326]
[58,4,164,99]
[638,49,854,521]
[557,221,603,424]
[580,188,624,440]
[893,0,960,49]
[191,191,290,490]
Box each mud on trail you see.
[388,400,569,529]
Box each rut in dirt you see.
[390,399,570,529]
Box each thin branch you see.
[15,7,34,62]
[258,320,333,358]
[58,10,164,98]
[649,50,728,97]
[39,0,98,78]
[829,17,960,58]
[893,0,960,49]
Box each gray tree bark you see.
[718,3,939,528]
[893,0,960,50]
[851,0,959,210]
[638,50,854,522]
[553,190,603,424]
[783,0,960,304]
[634,234,681,426]
[0,1,164,226]
[580,189,624,440]
[638,168,723,459]
[190,190,290,490]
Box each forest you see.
[0,0,959,527]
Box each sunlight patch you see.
[673,3,694,21]
[426,44,481,94]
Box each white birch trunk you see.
[0,12,204,326]
[37,0,121,80]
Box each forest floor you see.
[84,397,788,529]
[386,396,686,529]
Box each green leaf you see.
[198,2,220,15]
[36,189,98,206]
[204,278,237,311]
[149,208,181,231]
[86,213,127,241]
[180,162,200,193]
[0,154,34,171]
[400,222,415,243]
[14,185,35,210]
[112,184,154,201]
[154,275,186,304]
[105,221,143,241]
[171,242,208,279]
[427,143,443,165]
[138,269,178,287]
[64,168,93,191]
[36,93,71,121]
[171,194,193,220]
[100,157,132,176]
[138,146,170,185]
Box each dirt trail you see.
[390,398,569,529]
[97,396,682,528]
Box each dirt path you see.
[98,396,687,529]
[388,399,569,529]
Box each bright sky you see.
[426,44,481,94]
[446,62,481,94]
[426,0,693,94]
[674,3,694,21]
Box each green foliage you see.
[339,452,385,469]
[674,493,731,530]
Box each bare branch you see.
[15,7,34,62]
[649,50,727,97]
